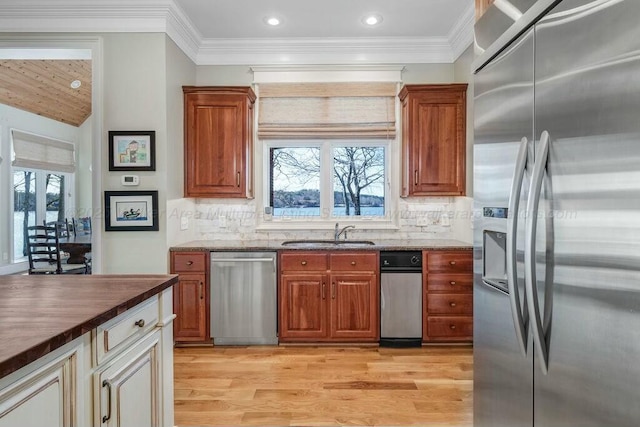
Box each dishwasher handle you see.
[211,257,277,272]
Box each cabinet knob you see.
[351,261,356,266]
[450,281,456,285]
[186,261,193,266]
[301,260,307,266]
[450,261,456,265]
[135,319,145,328]
[450,324,457,330]
[450,302,457,307]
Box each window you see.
[268,141,387,218]
[12,169,72,261]
[10,129,76,262]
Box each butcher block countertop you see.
[0,274,178,379]
[171,239,472,251]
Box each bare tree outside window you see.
[333,147,384,216]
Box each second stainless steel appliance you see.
[380,251,422,347]
[210,252,277,345]
[474,0,640,426]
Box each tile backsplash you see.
[193,197,473,242]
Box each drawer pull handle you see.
[322,282,326,300]
[351,261,356,266]
[135,319,146,328]
[237,171,241,187]
[450,325,457,330]
[450,261,456,265]
[414,170,418,185]
[450,281,456,285]
[186,260,194,266]
[450,302,457,307]
[332,282,336,299]
[301,261,307,266]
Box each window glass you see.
[332,146,385,217]
[270,147,321,217]
[13,170,36,261]
[268,142,386,219]
[46,173,66,223]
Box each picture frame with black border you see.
[104,190,159,231]
[108,130,156,171]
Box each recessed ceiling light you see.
[70,80,82,89]
[362,14,383,26]
[264,16,281,26]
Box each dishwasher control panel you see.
[380,251,422,272]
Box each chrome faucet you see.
[334,222,356,242]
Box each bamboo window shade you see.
[257,82,397,139]
[11,129,76,173]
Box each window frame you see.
[260,138,398,230]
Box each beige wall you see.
[101,33,170,274]
[76,115,93,216]
[165,36,198,247]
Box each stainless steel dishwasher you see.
[380,251,423,347]
[210,252,277,345]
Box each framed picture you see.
[108,131,155,171]
[104,190,159,231]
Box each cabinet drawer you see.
[280,253,328,271]
[427,274,473,293]
[427,293,473,315]
[94,296,159,365]
[427,316,473,338]
[427,251,472,273]
[172,252,206,272]
[329,253,377,271]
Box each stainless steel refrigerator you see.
[473,0,640,426]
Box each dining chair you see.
[26,225,88,274]
[44,220,71,238]
[77,216,92,235]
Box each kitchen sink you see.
[281,239,376,247]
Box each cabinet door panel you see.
[279,274,328,340]
[96,330,160,427]
[0,351,76,427]
[330,273,379,340]
[173,273,207,342]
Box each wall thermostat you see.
[121,175,140,186]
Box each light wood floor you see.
[174,345,473,426]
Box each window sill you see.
[0,261,29,276]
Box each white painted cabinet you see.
[0,287,175,427]
[95,329,161,427]
[0,343,82,427]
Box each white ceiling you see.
[0,0,475,65]
[177,0,471,39]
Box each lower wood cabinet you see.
[423,250,473,342]
[279,251,379,342]
[171,251,210,344]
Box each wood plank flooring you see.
[174,345,473,426]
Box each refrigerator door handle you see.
[525,130,550,374]
[507,136,530,356]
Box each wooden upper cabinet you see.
[399,84,467,197]
[475,0,495,21]
[183,86,256,198]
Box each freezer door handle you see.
[525,130,550,374]
[507,136,530,356]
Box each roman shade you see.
[11,129,76,173]
[258,82,397,139]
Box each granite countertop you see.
[171,239,472,251]
[0,274,178,379]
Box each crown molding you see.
[197,37,454,65]
[448,2,475,60]
[250,65,405,83]
[0,0,474,66]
